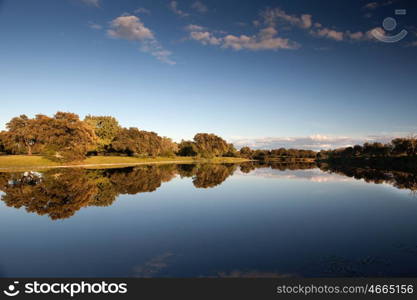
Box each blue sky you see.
[0,0,416,149]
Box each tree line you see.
[238,147,316,160]
[4,112,413,164]
[317,138,417,161]
[0,112,318,162]
[0,112,236,162]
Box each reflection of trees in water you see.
[239,161,316,173]
[269,162,317,171]
[240,161,417,194]
[106,165,177,195]
[319,163,417,194]
[177,164,237,188]
[2,162,417,220]
[192,164,237,188]
[0,166,178,220]
[0,169,98,220]
[239,162,257,174]
[177,164,198,178]
[0,164,237,220]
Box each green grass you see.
[0,155,58,168]
[0,155,250,171]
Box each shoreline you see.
[0,156,251,172]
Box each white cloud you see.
[229,135,395,151]
[235,22,248,27]
[310,23,371,42]
[185,24,205,31]
[260,7,375,43]
[313,28,344,41]
[191,1,208,13]
[222,27,299,50]
[108,15,154,40]
[140,41,175,65]
[88,22,102,30]
[363,1,394,10]
[107,15,175,65]
[169,1,189,17]
[186,6,380,52]
[261,8,313,29]
[190,31,222,45]
[186,24,300,51]
[363,2,379,10]
[80,0,100,7]
[134,7,151,15]
[346,31,365,40]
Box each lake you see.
[0,162,417,277]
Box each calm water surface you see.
[0,163,417,277]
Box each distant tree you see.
[392,138,407,156]
[362,142,392,157]
[252,149,270,160]
[111,127,165,157]
[41,112,97,162]
[392,137,417,157]
[409,137,417,157]
[144,131,164,157]
[193,133,229,158]
[342,147,354,157]
[353,145,363,156]
[238,146,317,161]
[0,112,97,161]
[316,150,329,160]
[224,143,238,157]
[84,115,121,153]
[271,148,285,157]
[177,140,198,156]
[316,137,417,161]
[160,137,178,157]
[378,143,393,157]
[2,115,38,155]
[239,146,253,158]
[0,132,5,153]
[111,127,143,156]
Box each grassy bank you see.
[0,155,250,171]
